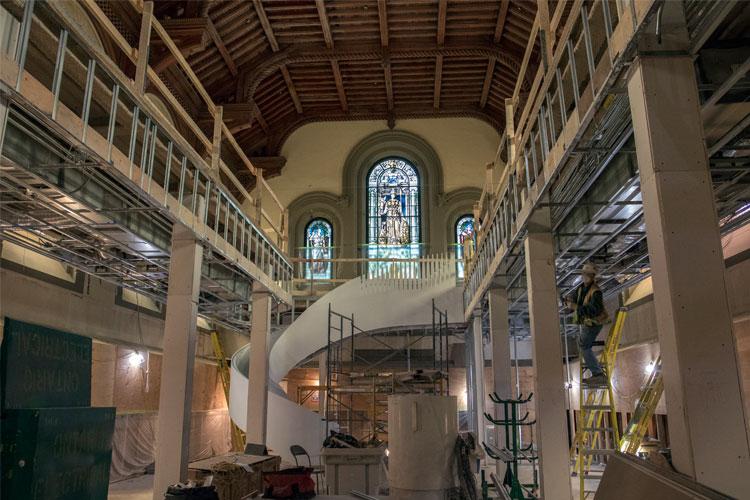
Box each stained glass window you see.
[455,215,475,279]
[366,158,421,277]
[305,218,332,279]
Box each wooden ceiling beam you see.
[252,0,279,52]
[206,18,237,76]
[480,0,510,108]
[252,102,270,133]
[493,0,510,43]
[315,0,334,49]
[377,0,389,47]
[479,57,496,108]
[433,55,443,109]
[280,65,303,114]
[331,61,349,112]
[384,62,394,111]
[437,0,448,46]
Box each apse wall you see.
[270,117,499,205]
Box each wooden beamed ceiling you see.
[128,0,539,161]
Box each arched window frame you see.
[365,158,422,276]
[455,214,475,279]
[304,218,333,279]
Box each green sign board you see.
[1,407,116,500]
[1,318,92,409]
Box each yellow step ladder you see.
[571,309,626,499]
[211,331,246,451]
[619,354,664,455]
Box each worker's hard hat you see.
[581,262,598,276]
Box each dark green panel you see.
[1,407,116,500]
[1,318,91,409]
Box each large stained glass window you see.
[455,215,475,279]
[305,218,332,279]
[366,158,421,276]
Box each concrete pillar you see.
[627,29,750,495]
[152,224,203,500]
[246,282,272,446]
[488,287,512,473]
[472,309,486,443]
[524,206,571,500]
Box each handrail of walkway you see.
[462,0,659,320]
[0,0,293,302]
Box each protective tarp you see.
[110,410,232,482]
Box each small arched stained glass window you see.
[455,215,475,279]
[305,218,332,279]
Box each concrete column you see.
[246,282,272,446]
[627,43,750,496]
[488,287,512,473]
[152,224,203,500]
[472,309,486,443]
[524,206,571,500]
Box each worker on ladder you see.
[566,262,609,386]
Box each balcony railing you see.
[0,0,293,299]
[463,0,658,317]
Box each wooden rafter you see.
[437,0,448,46]
[377,0,388,47]
[433,55,443,109]
[480,0,510,108]
[331,61,348,112]
[252,0,279,52]
[384,62,393,111]
[206,18,237,76]
[315,0,349,114]
[434,0,448,111]
[315,0,334,49]
[252,102,270,133]
[280,65,303,114]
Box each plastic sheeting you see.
[110,409,232,482]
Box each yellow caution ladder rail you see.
[619,354,664,455]
[211,331,246,451]
[571,309,626,500]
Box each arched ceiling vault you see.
[117,0,540,177]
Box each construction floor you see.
[109,465,599,499]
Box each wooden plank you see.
[433,55,443,109]
[331,61,348,112]
[211,105,223,175]
[147,68,212,149]
[280,65,303,114]
[206,18,237,77]
[377,0,389,47]
[221,122,258,176]
[79,0,137,63]
[437,0,448,46]
[252,0,279,52]
[150,19,216,113]
[134,1,154,95]
[315,0,334,49]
